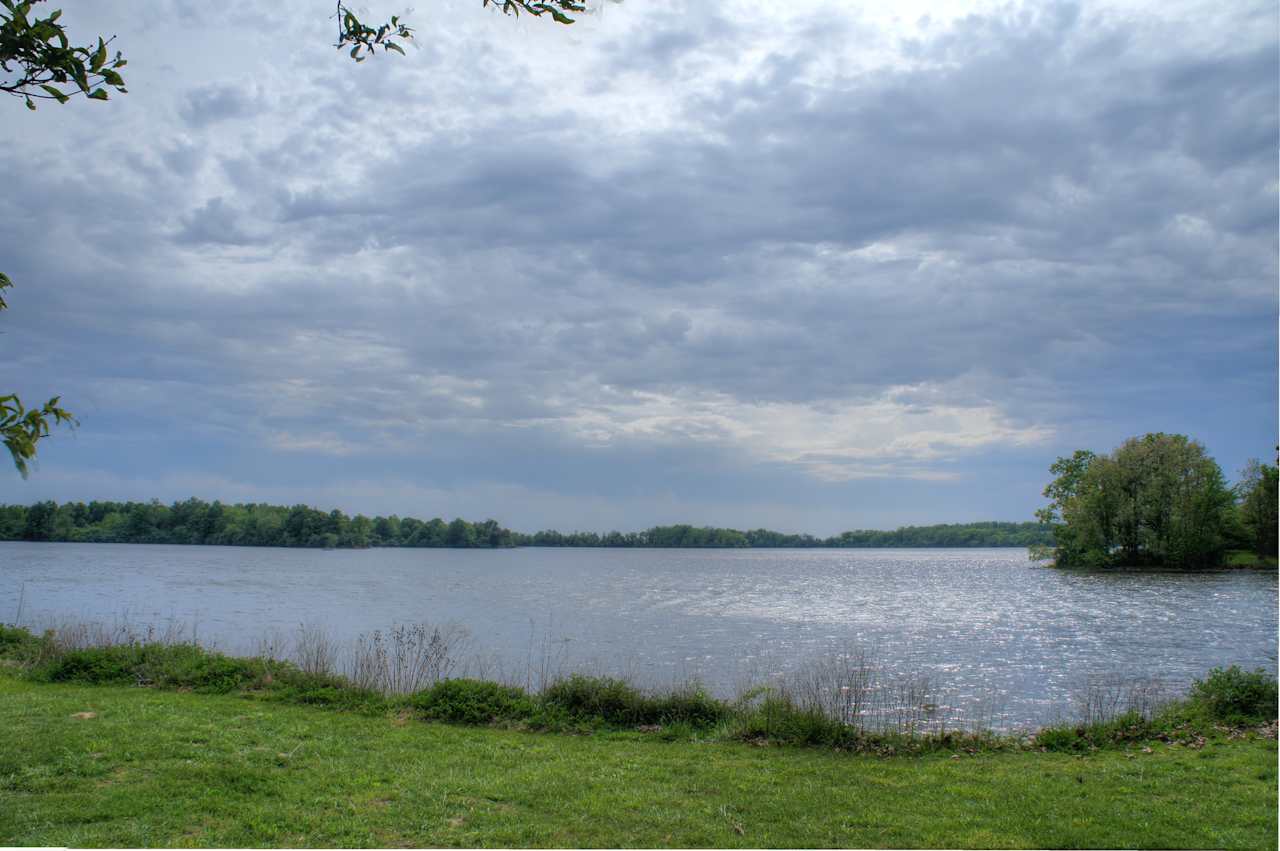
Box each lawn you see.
[0,674,1275,848]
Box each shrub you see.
[732,694,853,747]
[648,685,728,727]
[1097,710,1154,742]
[266,669,387,713]
[409,679,535,725]
[0,624,31,652]
[539,675,727,728]
[1033,725,1087,752]
[1189,666,1278,724]
[35,644,148,685]
[31,642,268,693]
[542,674,647,724]
[0,624,47,663]
[140,645,267,694]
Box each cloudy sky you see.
[0,0,1275,534]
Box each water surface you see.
[2,543,1275,728]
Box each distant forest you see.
[0,501,1054,547]
[0,499,1055,549]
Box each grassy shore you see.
[1,673,1275,849]
[2,625,1276,847]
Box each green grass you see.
[1223,549,1278,569]
[1,673,1275,849]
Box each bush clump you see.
[410,678,535,725]
[542,674,647,724]
[1189,666,1278,724]
[1042,710,1159,750]
[541,674,727,728]
[1032,725,1088,752]
[264,669,387,713]
[33,643,272,693]
[35,644,148,685]
[731,693,854,747]
[647,685,728,727]
[0,624,33,652]
[141,645,271,693]
[0,624,49,663]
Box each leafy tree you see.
[2,267,75,477]
[346,514,373,548]
[0,0,127,108]
[1236,458,1278,560]
[373,515,402,546]
[337,0,587,61]
[446,517,477,547]
[0,385,74,478]
[1036,434,1235,569]
[20,499,55,540]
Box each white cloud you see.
[558,384,1052,480]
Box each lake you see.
[2,542,1275,729]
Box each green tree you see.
[1037,433,1235,569]
[373,515,402,546]
[346,514,373,548]
[0,384,74,478]
[20,499,55,540]
[446,517,476,547]
[1236,458,1278,560]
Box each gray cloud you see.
[176,196,265,245]
[0,0,1274,529]
[179,83,261,127]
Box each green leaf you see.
[86,88,109,100]
[100,68,123,86]
[385,41,404,55]
[90,36,107,71]
[39,84,69,103]
[25,96,35,110]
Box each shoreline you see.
[2,624,1275,750]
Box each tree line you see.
[1035,433,1277,569]
[0,499,1056,549]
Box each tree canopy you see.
[1235,456,1278,561]
[1035,433,1240,569]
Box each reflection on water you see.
[1,543,1275,727]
